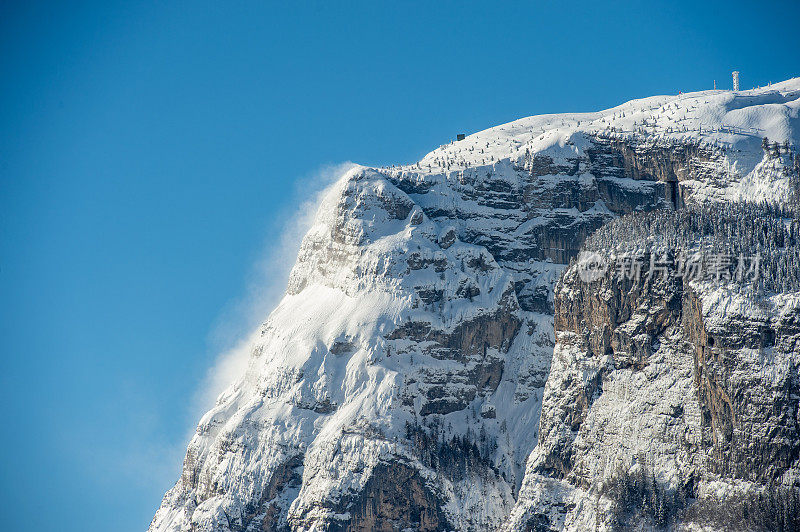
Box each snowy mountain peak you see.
[151,78,800,532]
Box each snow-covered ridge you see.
[411,78,799,175]
[150,78,800,532]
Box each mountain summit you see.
[151,79,800,531]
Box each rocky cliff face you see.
[151,79,800,531]
[505,240,800,530]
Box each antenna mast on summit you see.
[732,71,740,91]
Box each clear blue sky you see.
[1,1,797,530]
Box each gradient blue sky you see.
[1,1,798,530]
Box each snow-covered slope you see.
[151,79,800,531]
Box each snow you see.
[397,78,800,208]
[151,78,800,531]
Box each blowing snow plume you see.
[192,162,358,417]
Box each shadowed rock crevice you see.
[330,462,451,532]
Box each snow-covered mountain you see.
[150,79,800,531]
